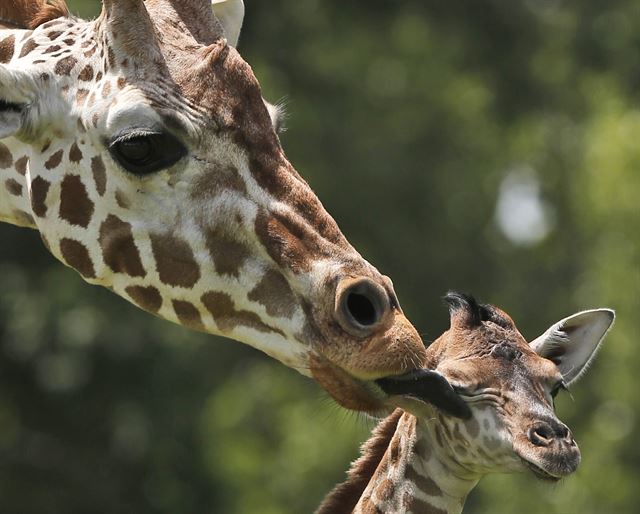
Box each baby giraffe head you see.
[405,292,614,481]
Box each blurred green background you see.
[1,0,638,512]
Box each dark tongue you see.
[376,370,472,419]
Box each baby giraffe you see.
[318,292,614,514]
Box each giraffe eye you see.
[109,132,186,175]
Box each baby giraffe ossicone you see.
[318,293,614,514]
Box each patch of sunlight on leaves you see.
[495,166,555,246]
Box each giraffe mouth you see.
[521,458,562,482]
[375,370,472,419]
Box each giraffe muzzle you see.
[376,369,472,419]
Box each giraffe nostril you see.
[529,421,575,447]
[528,423,554,447]
[335,278,390,337]
[557,424,569,439]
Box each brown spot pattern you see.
[115,189,130,209]
[201,291,284,336]
[359,496,383,514]
[247,269,297,319]
[0,143,12,168]
[125,285,162,313]
[204,229,249,277]
[377,478,395,502]
[150,233,201,288]
[99,215,146,277]
[5,179,22,196]
[78,64,93,81]
[18,38,38,58]
[30,176,51,217]
[59,238,95,279]
[172,300,204,330]
[76,88,89,105]
[91,155,106,195]
[191,165,247,198]
[54,55,77,75]
[107,46,116,69]
[59,174,94,228]
[405,466,441,497]
[69,142,83,163]
[14,156,28,175]
[388,436,401,466]
[44,149,63,170]
[255,210,326,273]
[0,35,15,63]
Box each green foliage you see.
[0,1,638,512]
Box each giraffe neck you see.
[355,412,479,514]
[0,18,316,370]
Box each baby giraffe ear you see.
[211,0,245,47]
[530,309,615,385]
[0,66,37,138]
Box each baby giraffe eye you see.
[452,384,475,396]
[109,132,187,175]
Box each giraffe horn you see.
[143,0,225,46]
[100,0,164,62]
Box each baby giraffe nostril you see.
[562,426,576,446]
[529,420,575,447]
[528,423,554,447]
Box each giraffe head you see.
[387,293,614,481]
[0,0,428,411]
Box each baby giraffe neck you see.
[355,412,479,514]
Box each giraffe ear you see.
[0,66,33,138]
[530,309,615,386]
[211,0,245,47]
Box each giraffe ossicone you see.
[0,0,428,413]
[318,292,615,514]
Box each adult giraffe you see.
[0,0,459,414]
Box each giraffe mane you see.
[315,409,403,514]
[0,0,69,30]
